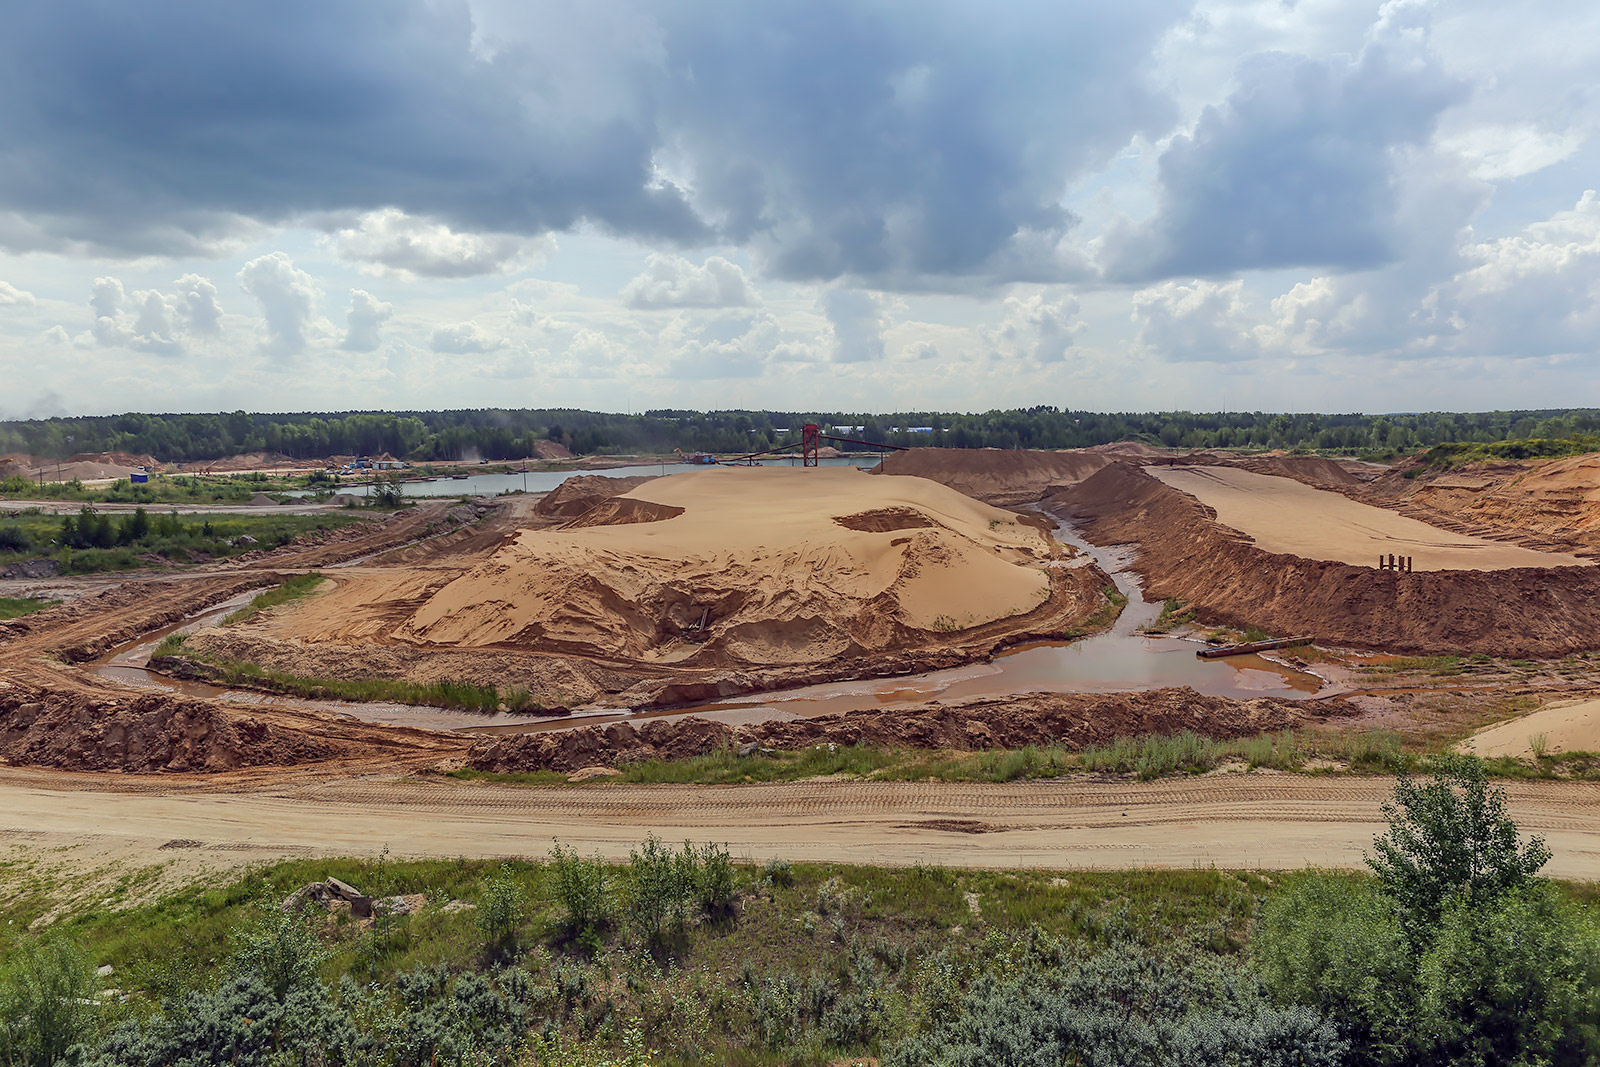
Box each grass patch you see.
[157,644,545,714]
[0,595,57,620]
[222,572,327,624]
[1355,654,1467,677]
[453,724,1575,787]
[1139,597,1196,634]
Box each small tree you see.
[229,906,333,1001]
[550,843,611,950]
[478,863,529,953]
[1367,756,1550,940]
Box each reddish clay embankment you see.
[466,687,1352,773]
[1049,463,1600,657]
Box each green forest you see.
[4,407,1600,463]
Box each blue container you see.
[131,473,149,483]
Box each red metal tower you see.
[801,424,820,467]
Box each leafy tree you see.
[1367,755,1551,939]
[550,843,610,949]
[228,906,333,1001]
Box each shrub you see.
[761,856,795,888]
[887,941,1346,1067]
[550,843,610,948]
[478,863,529,950]
[0,935,102,1067]
[1252,876,1418,1065]
[228,906,334,1002]
[1368,756,1551,939]
[0,525,32,552]
[625,835,694,948]
[695,841,736,919]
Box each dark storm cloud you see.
[1103,3,1467,282]
[652,0,1184,284]
[0,1,704,256]
[0,0,1186,283]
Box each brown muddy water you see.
[78,518,1324,736]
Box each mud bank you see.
[466,686,1355,773]
[1050,463,1600,657]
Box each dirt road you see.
[5,769,1598,879]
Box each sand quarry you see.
[7,445,1600,876]
[222,466,1101,705]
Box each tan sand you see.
[388,467,1062,662]
[6,771,1600,880]
[1464,698,1600,758]
[1150,466,1589,571]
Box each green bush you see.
[478,863,529,951]
[0,935,102,1067]
[1252,876,1418,1064]
[695,841,736,919]
[228,906,333,1001]
[625,835,695,948]
[886,941,1346,1067]
[550,844,610,948]
[1368,755,1550,939]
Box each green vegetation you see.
[1140,597,1196,634]
[2,764,1594,1064]
[154,637,546,713]
[0,471,297,505]
[9,406,1600,463]
[221,572,327,624]
[1413,433,1600,467]
[0,595,57,620]
[0,506,370,573]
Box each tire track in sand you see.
[3,770,1598,879]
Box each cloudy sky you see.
[1,0,1597,418]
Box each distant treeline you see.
[4,407,1600,463]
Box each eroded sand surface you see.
[1466,698,1600,758]
[1151,466,1589,571]
[364,467,1065,663]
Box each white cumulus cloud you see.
[331,209,554,278]
[430,321,504,353]
[237,252,320,356]
[342,289,394,352]
[620,254,758,309]
[0,280,36,306]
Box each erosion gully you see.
[79,517,1326,738]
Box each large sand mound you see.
[1150,466,1588,570]
[390,467,1066,665]
[872,447,1112,504]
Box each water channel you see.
[286,455,885,499]
[79,514,1325,736]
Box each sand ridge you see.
[1150,465,1589,571]
[1465,698,1600,758]
[389,467,1065,664]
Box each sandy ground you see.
[4,770,1599,883]
[1465,697,1600,757]
[298,467,1070,664]
[1151,466,1589,571]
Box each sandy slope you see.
[1151,466,1588,570]
[1363,452,1600,552]
[384,467,1065,663]
[6,770,1600,879]
[1465,698,1600,757]
[873,447,1112,505]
